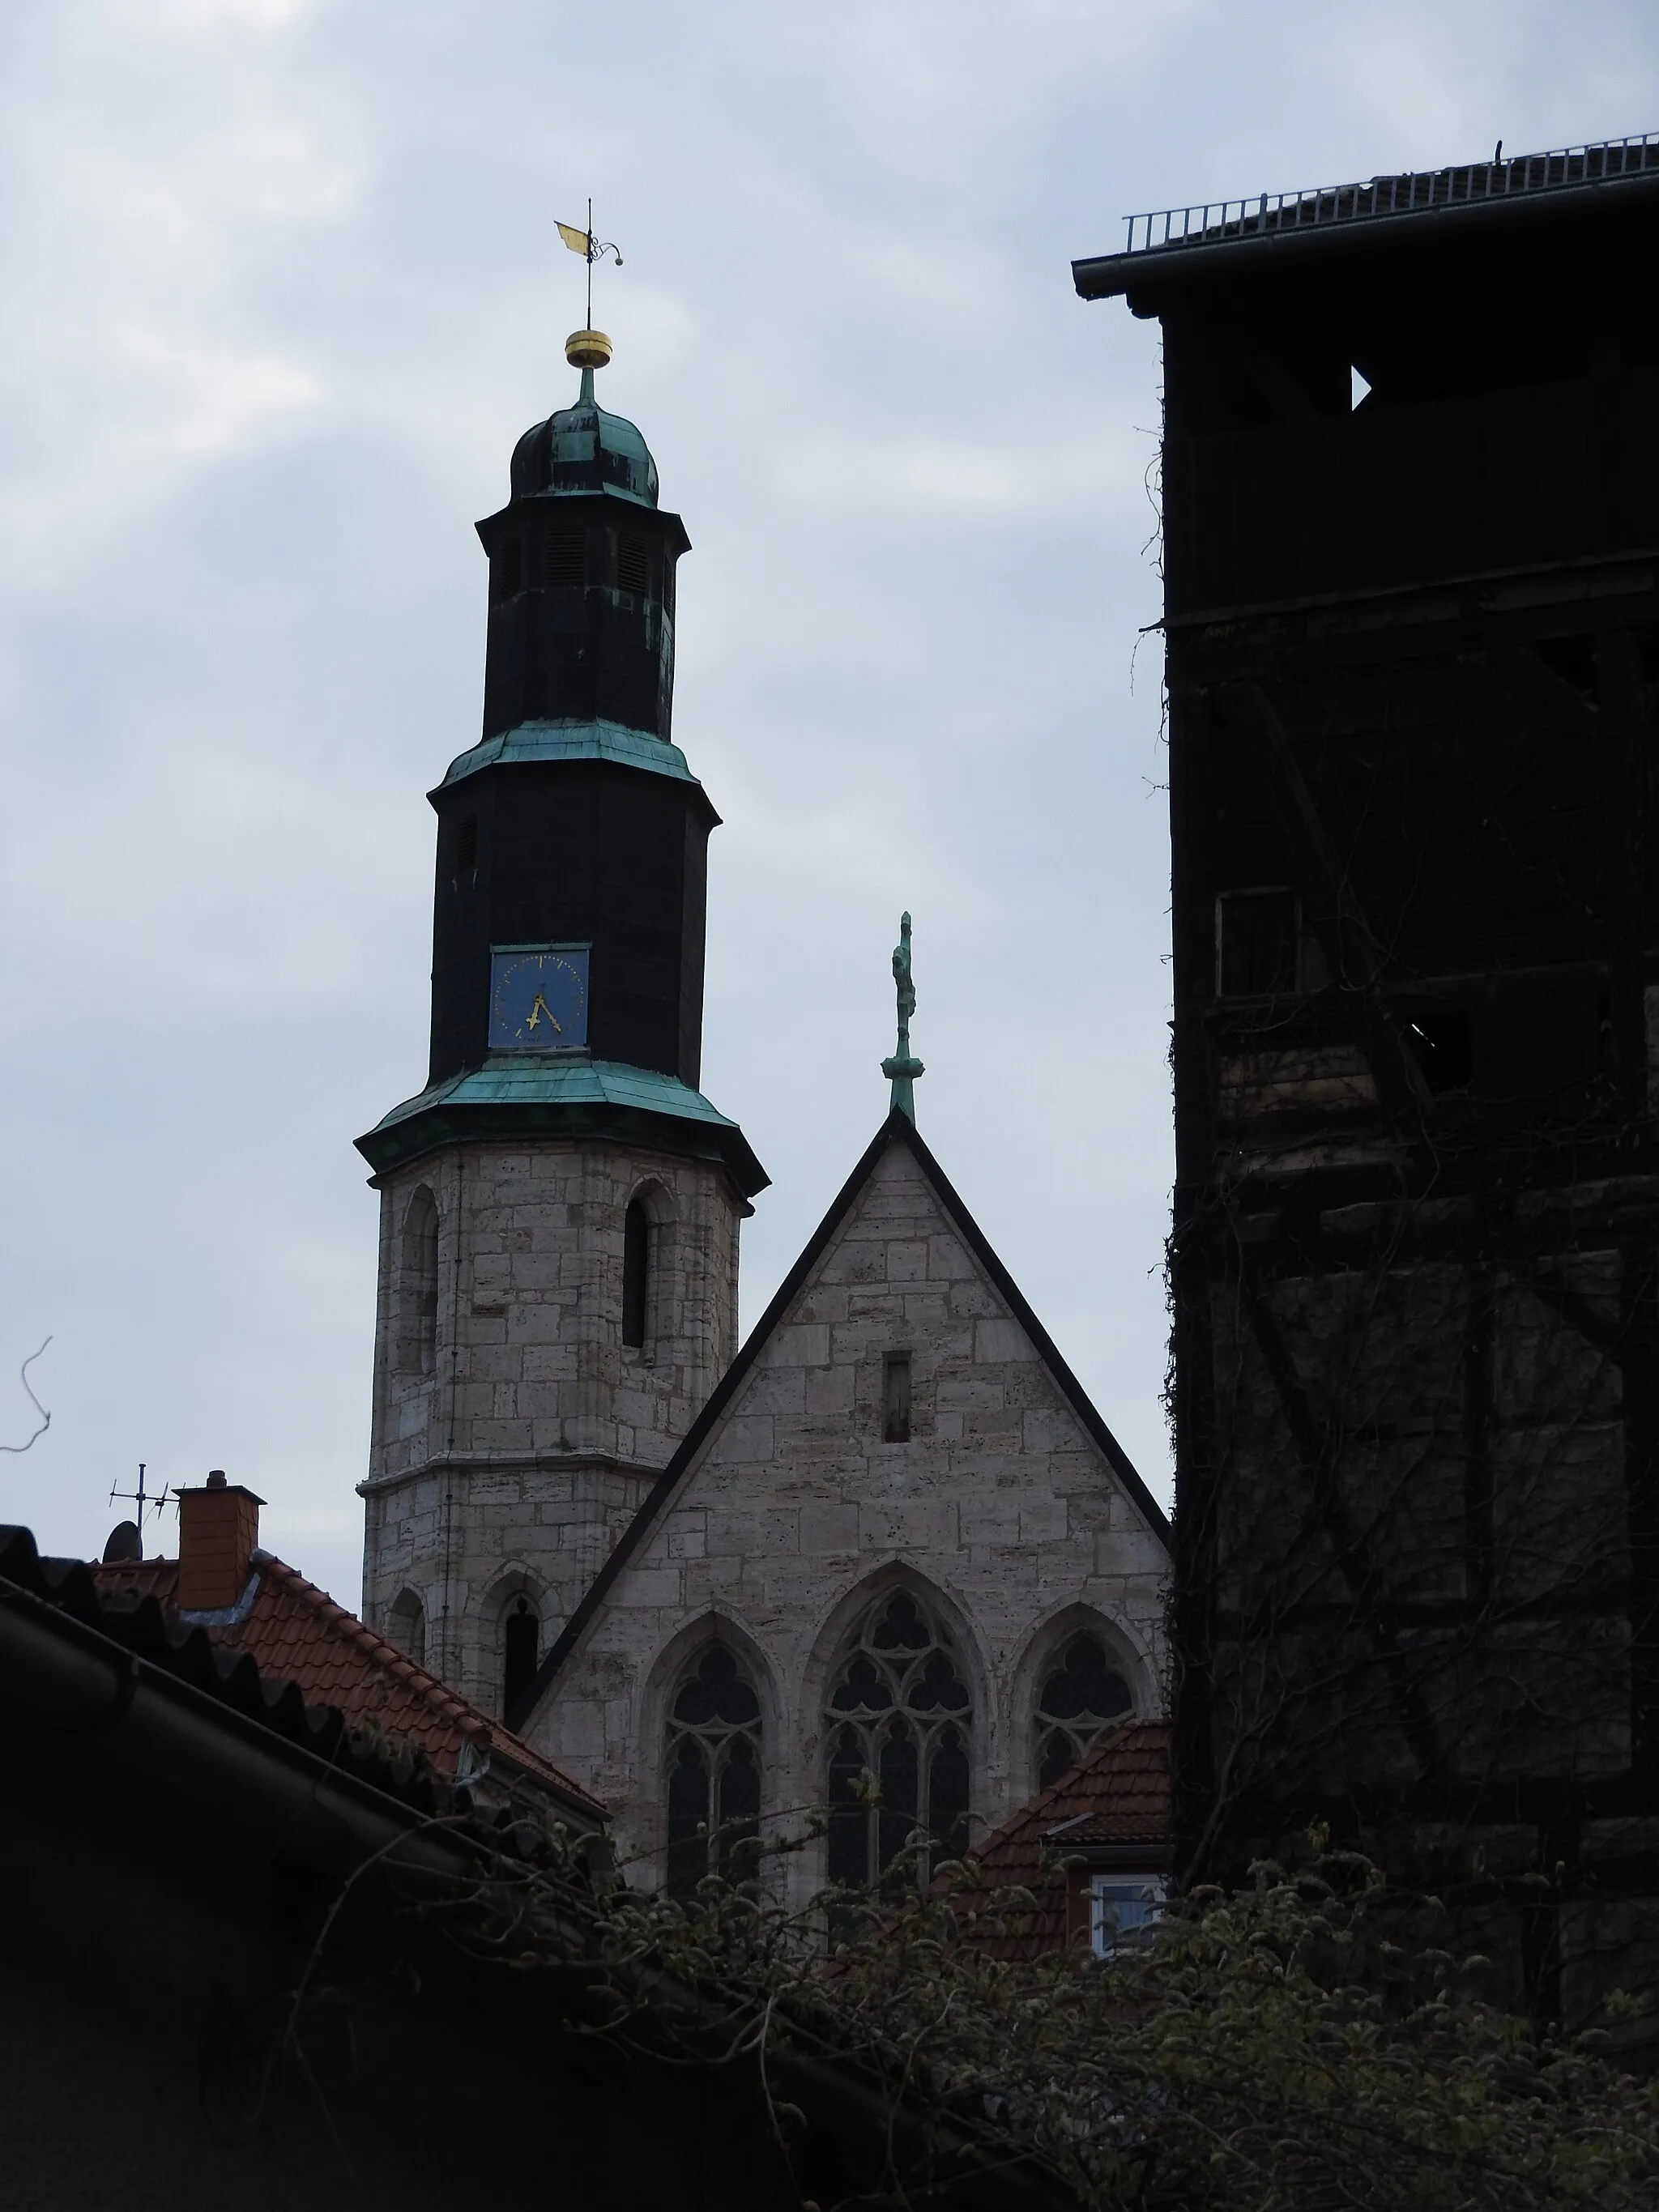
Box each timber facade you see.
[1078,136,1659,2040]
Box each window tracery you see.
[824,1588,971,1890]
[1034,1629,1133,1789]
[665,1644,762,1899]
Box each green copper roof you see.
[509,365,658,507]
[436,719,701,793]
[356,1057,767,1195]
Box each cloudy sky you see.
[2,0,1656,1605]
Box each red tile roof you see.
[946,1720,1171,1958]
[92,1550,603,1820]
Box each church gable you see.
[519,1110,1169,1889]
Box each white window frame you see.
[1090,1873,1166,1958]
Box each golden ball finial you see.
[565,328,612,371]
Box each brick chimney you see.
[176,1470,264,1611]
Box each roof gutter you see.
[2,1566,1076,2210]
[1073,168,1659,304]
[0,1571,488,1890]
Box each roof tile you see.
[92,1551,603,1817]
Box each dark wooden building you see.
[1076,134,1659,2039]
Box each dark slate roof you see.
[510,1106,1170,1731]
[943,1720,1171,1960]
[1075,129,1659,302]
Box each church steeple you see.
[356,335,764,1706]
[357,337,764,1181]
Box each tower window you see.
[386,1588,425,1669]
[1216,888,1299,997]
[454,814,478,874]
[622,1200,651,1348]
[882,1353,912,1443]
[398,1187,440,1378]
[617,534,650,596]
[543,530,585,587]
[666,1643,763,1899]
[502,1595,540,1715]
[490,539,522,602]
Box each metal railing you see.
[1121,130,1659,257]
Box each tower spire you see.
[881,911,925,1121]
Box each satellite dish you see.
[102,1520,142,1563]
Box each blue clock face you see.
[488,944,590,1051]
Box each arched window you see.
[502,1594,540,1715]
[622,1199,650,1349]
[386,1588,425,1668]
[665,1644,762,1899]
[398,1187,440,1377]
[1034,1630,1134,1789]
[824,1588,971,1890]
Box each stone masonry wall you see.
[359,1137,744,1716]
[530,1140,1169,1899]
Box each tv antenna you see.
[109,1461,171,1528]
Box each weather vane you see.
[557,198,624,369]
[881,912,925,1123]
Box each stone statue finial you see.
[881,910,925,1122]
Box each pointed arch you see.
[621,1177,676,1353]
[480,1566,550,1721]
[812,1568,984,1892]
[397,1184,440,1377]
[386,1587,426,1669]
[639,1611,777,1900]
[1012,1603,1158,1798]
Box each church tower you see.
[356,329,767,1715]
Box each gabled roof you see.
[510,1106,1171,1731]
[943,1720,1171,1959]
[92,1547,603,1822]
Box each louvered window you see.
[490,539,522,603]
[617,535,650,596]
[542,530,586,587]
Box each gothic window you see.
[386,1588,424,1669]
[502,1594,540,1715]
[622,1199,651,1349]
[665,1644,762,1899]
[825,1589,971,1890]
[398,1187,440,1378]
[1034,1630,1134,1790]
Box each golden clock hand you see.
[527,992,561,1034]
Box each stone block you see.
[885,1240,928,1281]
[804,1364,855,1417]
[975,1317,1031,1364]
[771,1324,831,1367]
[1019,1498,1069,1545]
[800,1501,860,1553]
